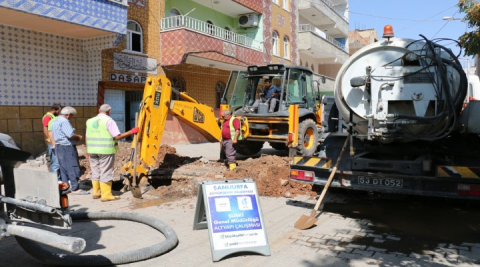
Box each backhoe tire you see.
[297,119,319,156]
[269,142,287,151]
[236,141,264,156]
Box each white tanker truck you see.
[290,28,480,199]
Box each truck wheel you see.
[269,142,287,151]
[236,141,264,155]
[297,119,319,156]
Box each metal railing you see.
[299,24,347,52]
[320,0,348,22]
[161,15,263,51]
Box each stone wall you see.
[0,106,97,156]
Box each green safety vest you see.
[47,117,57,131]
[42,112,55,124]
[86,116,118,154]
[228,117,243,141]
[43,113,56,143]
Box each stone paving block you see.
[349,258,380,267]
[431,256,455,266]
[348,227,363,233]
[328,235,344,242]
[461,242,480,248]
[435,247,458,255]
[295,240,314,247]
[385,235,401,241]
[332,246,353,253]
[471,246,480,255]
[352,232,367,237]
[309,237,327,244]
[346,244,367,250]
[446,254,459,261]
[424,250,445,259]
[448,244,469,251]
[296,235,312,242]
[458,249,480,260]
[326,240,340,246]
[367,233,383,239]
[313,243,334,250]
[312,254,348,267]
[338,251,362,260]
[335,229,350,235]
[399,259,421,266]
[366,246,387,252]
[370,252,398,264]
[359,219,370,225]
[392,252,406,257]
[336,233,356,240]
[373,238,385,243]
[351,249,374,257]
[409,252,432,261]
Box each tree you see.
[458,0,480,56]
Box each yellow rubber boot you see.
[100,182,120,202]
[229,163,237,170]
[92,180,101,199]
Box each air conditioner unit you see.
[238,13,259,28]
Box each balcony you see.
[189,0,263,15]
[0,0,127,38]
[298,0,348,37]
[161,15,264,69]
[298,24,349,64]
[162,16,262,51]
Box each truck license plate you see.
[357,176,403,188]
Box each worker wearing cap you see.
[86,104,139,202]
[51,106,86,194]
[220,110,242,170]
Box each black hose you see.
[15,211,179,266]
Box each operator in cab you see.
[246,77,281,113]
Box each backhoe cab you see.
[221,64,323,156]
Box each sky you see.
[349,0,474,67]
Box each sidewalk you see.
[1,143,479,266]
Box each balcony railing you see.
[299,24,347,53]
[161,15,263,52]
[320,0,348,22]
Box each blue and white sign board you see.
[193,179,271,262]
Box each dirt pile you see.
[224,155,315,198]
[78,142,315,200]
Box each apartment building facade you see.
[297,0,349,92]
[349,29,378,55]
[0,0,129,155]
[158,0,296,143]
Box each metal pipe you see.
[0,196,55,214]
[6,224,85,254]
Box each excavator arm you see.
[122,75,223,185]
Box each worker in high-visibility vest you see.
[42,103,62,180]
[220,110,243,170]
[86,104,139,202]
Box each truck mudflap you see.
[290,157,480,199]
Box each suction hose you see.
[15,211,179,266]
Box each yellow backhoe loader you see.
[122,64,323,198]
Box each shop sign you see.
[109,73,147,84]
[113,52,157,74]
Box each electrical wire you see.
[432,10,460,38]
